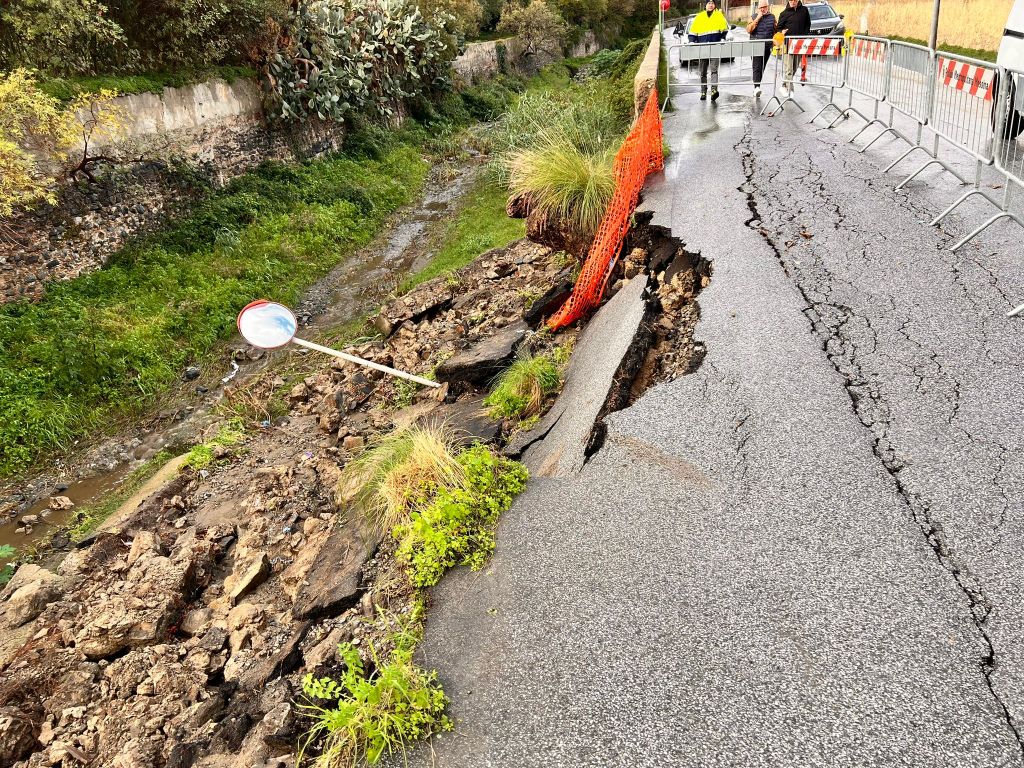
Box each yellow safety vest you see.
[690,10,729,36]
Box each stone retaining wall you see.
[633,28,661,118]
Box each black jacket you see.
[777,2,811,35]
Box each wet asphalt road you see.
[409,45,1024,767]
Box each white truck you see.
[997,0,1023,137]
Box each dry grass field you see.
[724,0,1011,52]
[833,0,1011,51]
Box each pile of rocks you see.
[0,219,709,766]
[0,237,577,768]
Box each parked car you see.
[806,1,845,36]
[996,0,1024,138]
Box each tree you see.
[420,0,485,37]
[0,0,127,76]
[497,0,567,56]
[0,70,126,219]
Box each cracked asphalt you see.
[410,47,1024,767]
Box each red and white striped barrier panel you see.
[787,37,843,56]
[850,38,885,61]
[937,57,995,101]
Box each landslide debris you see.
[0,238,574,768]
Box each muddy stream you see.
[0,158,481,565]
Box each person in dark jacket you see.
[688,0,730,101]
[745,1,776,96]
[776,0,811,90]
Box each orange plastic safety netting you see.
[547,89,664,330]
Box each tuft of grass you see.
[400,174,526,293]
[484,351,562,420]
[337,425,465,534]
[67,450,174,542]
[181,419,246,471]
[506,134,617,239]
[299,609,451,767]
[395,445,529,588]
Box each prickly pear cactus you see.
[268,0,457,123]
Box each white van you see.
[997,0,1023,137]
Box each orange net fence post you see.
[547,89,664,330]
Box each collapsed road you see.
[410,39,1024,768]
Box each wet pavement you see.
[411,38,1024,768]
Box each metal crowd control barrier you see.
[903,53,999,196]
[762,35,845,117]
[821,35,890,129]
[665,40,776,110]
[763,31,1024,316]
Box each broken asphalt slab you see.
[507,274,649,478]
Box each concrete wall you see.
[453,30,600,82]
[633,29,661,118]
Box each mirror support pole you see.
[291,337,442,388]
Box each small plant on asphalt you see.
[484,350,562,420]
[298,612,452,767]
[395,445,529,588]
[337,424,465,534]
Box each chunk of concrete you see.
[434,321,529,386]
[509,276,650,478]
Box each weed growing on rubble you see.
[395,445,529,588]
[337,425,465,535]
[0,545,16,586]
[182,419,246,471]
[298,609,451,766]
[484,351,562,420]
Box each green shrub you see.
[484,352,562,419]
[300,617,451,766]
[0,545,16,587]
[395,445,528,588]
[268,0,457,124]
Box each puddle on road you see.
[1,465,129,567]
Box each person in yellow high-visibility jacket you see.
[688,0,730,101]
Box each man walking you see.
[776,0,810,93]
[746,1,776,97]
[688,0,730,102]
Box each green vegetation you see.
[0,545,16,586]
[307,435,527,764]
[38,67,257,102]
[337,425,465,535]
[182,419,247,471]
[395,445,529,587]
[0,136,429,477]
[299,607,451,766]
[401,175,526,292]
[885,34,997,63]
[66,450,174,542]
[491,41,645,244]
[484,351,562,419]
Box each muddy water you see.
[1,465,129,566]
[0,159,480,564]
